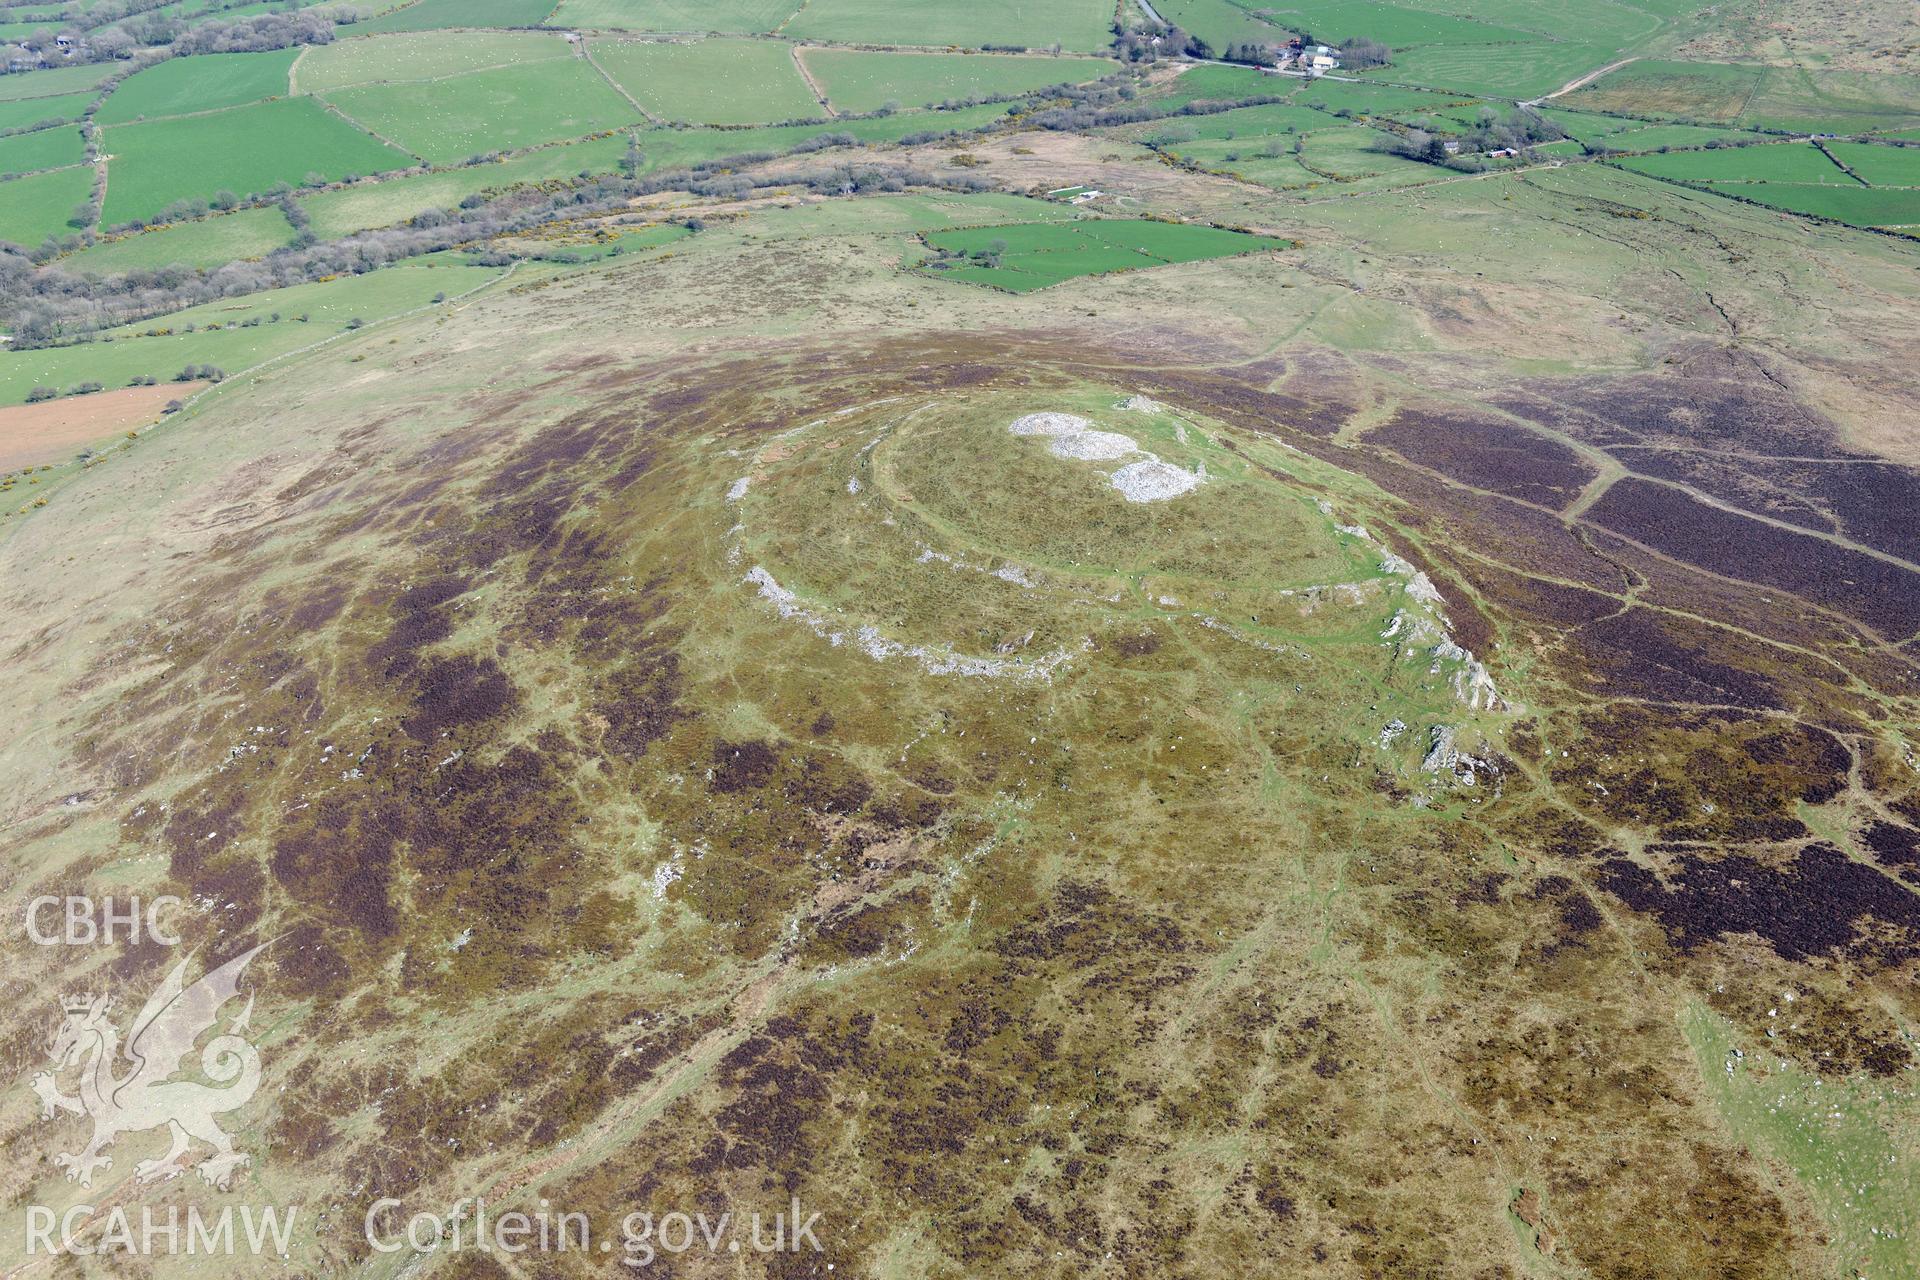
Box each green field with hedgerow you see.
[101,96,412,225]
[0,165,93,247]
[322,58,641,162]
[589,37,823,126]
[94,48,298,124]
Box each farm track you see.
[1534,55,1639,103]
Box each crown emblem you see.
[60,994,96,1012]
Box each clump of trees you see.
[1386,106,1565,168]
[1222,42,1281,67]
[1113,21,1211,62]
[1339,37,1390,68]
[924,236,1008,272]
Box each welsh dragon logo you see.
[31,944,267,1191]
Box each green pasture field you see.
[296,31,573,94]
[798,49,1115,114]
[1295,77,1478,117]
[102,97,413,224]
[1567,59,1762,123]
[589,37,822,125]
[1597,123,1772,151]
[0,255,508,406]
[94,49,298,125]
[323,59,640,163]
[1357,41,1616,99]
[1140,101,1345,144]
[1618,142,1852,184]
[0,165,92,246]
[1709,182,1920,229]
[782,0,1116,52]
[1298,124,1443,188]
[919,218,1287,291]
[1249,0,1541,46]
[1150,63,1292,107]
[0,63,117,103]
[61,206,297,274]
[545,0,794,31]
[354,0,558,33]
[1823,142,1920,187]
[0,122,83,176]
[1188,148,1323,188]
[1148,0,1290,49]
[0,91,99,132]
[1372,0,1662,43]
